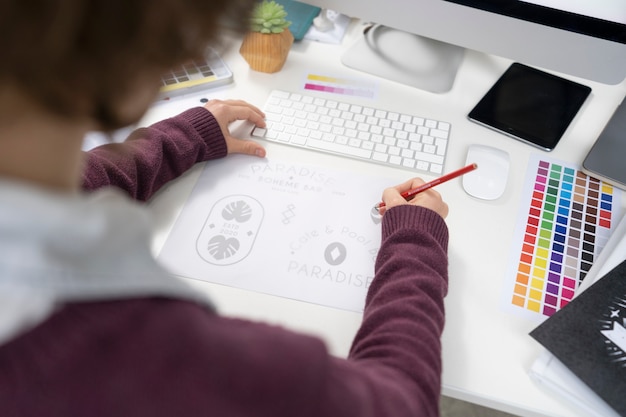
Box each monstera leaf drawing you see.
[207,235,240,260]
[222,200,252,222]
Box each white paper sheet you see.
[158,155,398,312]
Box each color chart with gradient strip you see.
[509,155,622,319]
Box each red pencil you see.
[375,163,478,211]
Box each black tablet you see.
[468,63,591,151]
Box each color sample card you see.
[303,73,378,99]
[506,154,623,320]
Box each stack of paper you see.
[529,213,626,416]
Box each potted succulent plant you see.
[239,0,294,73]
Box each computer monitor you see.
[303,0,626,93]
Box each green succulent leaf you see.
[250,0,292,33]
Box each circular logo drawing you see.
[222,200,253,222]
[325,242,347,266]
[197,195,264,266]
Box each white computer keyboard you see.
[252,90,451,175]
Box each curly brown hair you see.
[0,0,255,129]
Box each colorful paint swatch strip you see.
[303,73,378,98]
[510,156,622,318]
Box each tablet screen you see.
[468,63,591,151]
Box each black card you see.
[530,259,626,415]
[469,63,592,151]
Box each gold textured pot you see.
[239,30,294,73]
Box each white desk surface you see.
[140,20,626,417]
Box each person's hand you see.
[379,177,449,219]
[203,99,267,158]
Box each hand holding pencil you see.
[375,163,477,217]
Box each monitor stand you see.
[341,25,465,93]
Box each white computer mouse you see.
[462,144,510,200]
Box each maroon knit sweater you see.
[0,108,449,416]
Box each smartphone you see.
[468,63,591,151]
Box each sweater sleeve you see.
[81,107,227,201]
[316,205,449,417]
[0,207,449,417]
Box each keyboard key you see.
[251,127,266,137]
[307,138,373,159]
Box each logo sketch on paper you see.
[223,200,254,222]
[196,195,264,266]
[207,235,240,260]
[325,242,347,266]
[282,204,296,224]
